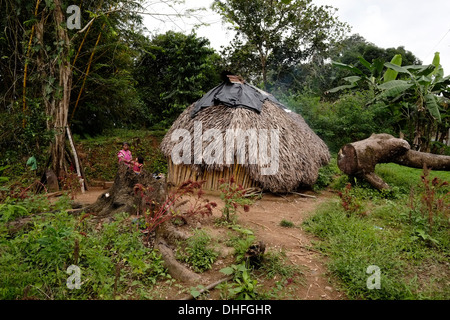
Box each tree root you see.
[155,238,201,284]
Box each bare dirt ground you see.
[73,186,346,300]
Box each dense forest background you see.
[1,0,449,177]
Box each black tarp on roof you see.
[191,82,286,118]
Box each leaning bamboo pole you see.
[22,0,42,128]
[70,0,96,70]
[66,126,85,193]
[69,29,103,122]
[70,3,112,123]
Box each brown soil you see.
[73,186,346,300]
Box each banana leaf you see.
[383,54,402,83]
[331,61,364,75]
[376,80,413,100]
[384,62,412,77]
[343,76,361,84]
[327,84,357,93]
[424,93,441,122]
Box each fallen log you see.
[337,133,450,190]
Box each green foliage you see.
[313,156,340,190]
[0,165,10,184]
[0,205,169,299]
[279,219,295,228]
[179,230,219,273]
[0,203,29,222]
[283,91,396,152]
[189,284,207,299]
[225,225,255,263]
[134,31,221,128]
[329,51,449,152]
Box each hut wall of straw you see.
[167,158,259,190]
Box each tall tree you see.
[212,0,349,89]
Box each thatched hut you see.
[160,76,330,193]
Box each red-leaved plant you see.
[218,176,253,222]
[417,166,449,232]
[134,180,217,238]
[337,183,365,216]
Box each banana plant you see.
[374,52,449,150]
[376,52,449,122]
[328,55,401,93]
[329,52,449,151]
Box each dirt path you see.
[226,191,345,300]
[73,186,346,300]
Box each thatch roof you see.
[160,82,330,193]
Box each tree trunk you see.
[337,133,450,190]
[33,0,73,180]
[50,0,73,178]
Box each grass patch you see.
[303,165,449,299]
[375,163,450,193]
[176,229,219,273]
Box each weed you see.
[0,209,169,300]
[279,219,295,228]
[59,171,81,200]
[225,225,255,263]
[135,179,217,237]
[0,202,29,222]
[416,166,449,233]
[189,284,207,299]
[337,183,366,216]
[179,229,218,273]
[219,263,260,300]
[257,249,304,282]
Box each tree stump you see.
[84,164,166,218]
[338,133,450,190]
